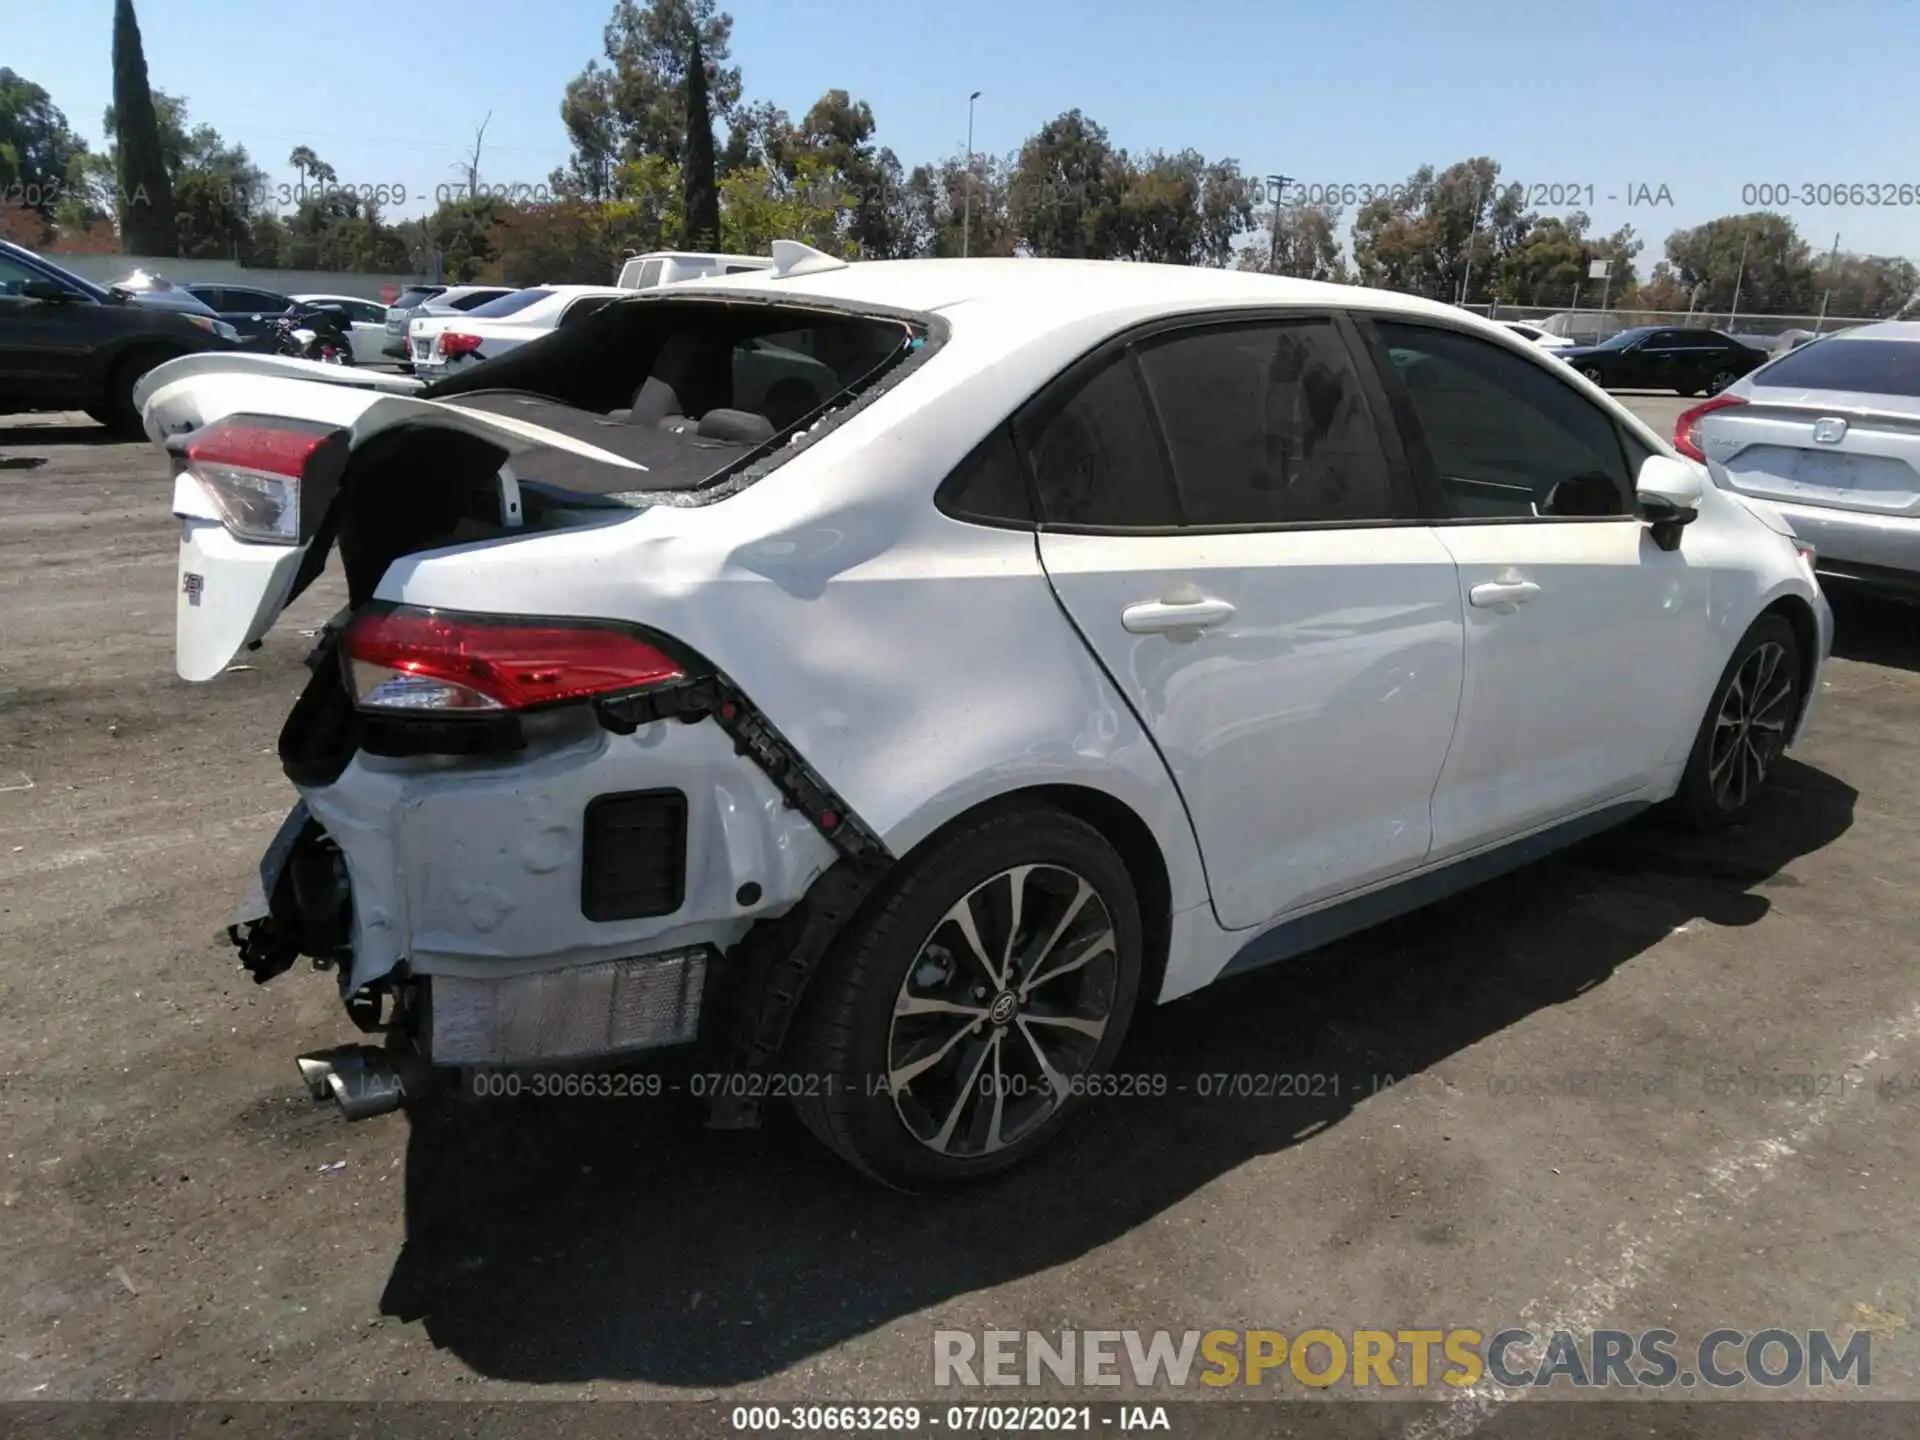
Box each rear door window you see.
[1134,318,1408,525]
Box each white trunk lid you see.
[142,354,649,681]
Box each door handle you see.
[1468,578,1541,613]
[1121,596,1237,635]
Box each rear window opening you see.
[391,287,443,310]
[416,296,933,500]
[1755,338,1920,399]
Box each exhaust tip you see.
[294,1045,407,1120]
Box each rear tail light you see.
[183,416,340,543]
[342,604,686,713]
[1673,393,1748,462]
[441,332,483,357]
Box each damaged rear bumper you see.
[230,686,891,1120]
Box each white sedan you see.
[139,243,1830,1189]
[290,294,394,367]
[1504,321,1579,351]
[407,284,630,377]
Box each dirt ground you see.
[2,403,1918,1430]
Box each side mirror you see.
[1637,455,1705,551]
[21,279,71,303]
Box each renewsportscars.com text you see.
[933,1327,1871,1390]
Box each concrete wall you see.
[43,254,425,303]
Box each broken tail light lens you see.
[183,417,336,543]
[343,604,687,713]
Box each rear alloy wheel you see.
[1705,367,1737,395]
[790,803,1142,1190]
[1672,615,1802,829]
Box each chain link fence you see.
[1457,302,1888,351]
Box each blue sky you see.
[12,0,1918,262]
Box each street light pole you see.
[962,90,981,258]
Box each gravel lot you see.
[2,398,1917,1425]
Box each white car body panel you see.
[1426,517,1711,853]
[144,258,1833,1028]
[1037,526,1464,928]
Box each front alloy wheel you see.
[1706,638,1795,811]
[790,802,1142,1190]
[1673,615,1802,829]
[1705,367,1737,395]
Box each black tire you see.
[1704,367,1737,395]
[101,346,180,438]
[789,801,1144,1191]
[1581,365,1604,384]
[1676,386,1701,399]
[1671,615,1802,830]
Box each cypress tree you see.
[681,29,719,252]
[111,0,176,255]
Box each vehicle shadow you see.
[1828,587,1920,673]
[0,421,122,447]
[378,760,1855,1386]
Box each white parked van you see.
[616,250,777,289]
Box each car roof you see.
[664,256,1486,328]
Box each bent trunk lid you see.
[146,357,650,681]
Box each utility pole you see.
[1814,232,1841,334]
[962,90,981,258]
[1458,173,1488,306]
[1728,233,1751,333]
[1266,173,1293,273]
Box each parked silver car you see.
[1678,320,1920,594]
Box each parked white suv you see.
[139,243,1830,1190]
[616,250,776,289]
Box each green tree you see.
[0,69,91,224]
[1239,201,1349,282]
[1008,110,1128,258]
[110,0,175,254]
[1351,158,1530,303]
[561,0,741,188]
[1663,213,1815,315]
[1819,252,1920,318]
[1493,211,1640,308]
[681,29,719,248]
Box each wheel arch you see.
[866,782,1179,1014]
[1757,591,1822,737]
